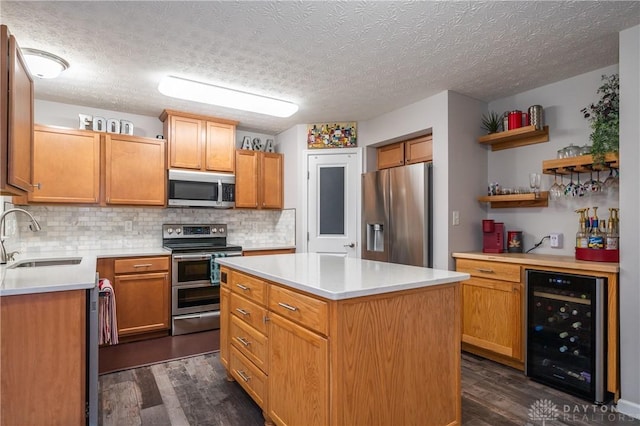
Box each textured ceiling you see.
[1,1,638,134]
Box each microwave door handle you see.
[218,179,222,203]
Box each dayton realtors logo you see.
[526,398,637,424]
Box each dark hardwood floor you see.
[99,330,219,375]
[99,334,639,425]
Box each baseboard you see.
[616,399,640,420]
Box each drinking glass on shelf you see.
[603,168,619,196]
[565,170,577,198]
[529,173,541,196]
[584,170,602,196]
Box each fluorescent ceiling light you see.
[158,75,298,118]
[22,48,69,79]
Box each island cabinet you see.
[452,252,620,399]
[0,25,34,196]
[160,109,237,173]
[0,290,87,425]
[219,256,464,426]
[97,256,171,342]
[235,150,283,209]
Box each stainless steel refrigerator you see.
[361,162,432,267]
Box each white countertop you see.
[0,247,171,297]
[216,253,470,300]
[0,253,98,296]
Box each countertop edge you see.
[218,256,469,300]
[451,252,619,273]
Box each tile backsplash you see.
[4,204,295,254]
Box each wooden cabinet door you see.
[461,277,519,358]
[2,31,33,194]
[105,134,166,205]
[1,290,86,426]
[261,152,283,209]
[114,272,170,336]
[29,127,100,203]
[220,286,230,369]
[405,135,433,164]
[235,150,259,208]
[169,115,202,169]
[205,121,235,173]
[377,142,404,169]
[268,313,328,426]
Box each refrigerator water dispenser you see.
[367,223,384,252]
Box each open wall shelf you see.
[477,192,549,208]
[478,125,549,151]
[542,153,619,175]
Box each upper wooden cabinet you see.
[0,25,34,195]
[104,134,166,206]
[377,135,432,170]
[235,150,283,209]
[15,125,166,206]
[28,126,101,204]
[160,109,237,173]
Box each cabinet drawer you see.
[269,285,328,335]
[456,259,521,283]
[230,315,268,374]
[230,292,268,335]
[230,346,267,409]
[114,256,169,274]
[230,271,266,305]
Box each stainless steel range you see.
[163,224,242,335]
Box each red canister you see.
[507,110,529,130]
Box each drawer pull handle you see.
[476,268,494,273]
[133,263,153,268]
[278,302,298,312]
[236,369,251,382]
[235,308,249,316]
[235,336,251,346]
[236,284,250,291]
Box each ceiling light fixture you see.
[22,48,69,79]
[158,75,298,118]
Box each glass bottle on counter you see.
[575,208,589,249]
[588,207,604,249]
[605,209,619,250]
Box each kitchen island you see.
[217,253,469,426]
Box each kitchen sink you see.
[8,257,82,269]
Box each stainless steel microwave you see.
[168,169,235,208]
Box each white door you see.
[307,151,360,257]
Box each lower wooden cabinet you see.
[456,258,524,368]
[220,266,461,426]
[268,312,328,426]
[0,290,87,425]
[97,255,171,341]
[242,248,295,256]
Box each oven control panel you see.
[163,224,227,239]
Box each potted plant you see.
[481,111,503,134]
[581,74,619,164]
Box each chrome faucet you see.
[0,208,42,264]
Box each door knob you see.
[344,243,355,248]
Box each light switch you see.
[452,211,460,226]
[124,220,133,232]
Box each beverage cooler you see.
[525,269,607,403]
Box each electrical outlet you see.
[550,233,563,248]
[124,220,133,232]
[452,210,460,226]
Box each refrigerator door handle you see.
[343,243,355,248]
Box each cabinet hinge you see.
[307,232,309,241]
[307,171,309,180]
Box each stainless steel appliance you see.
[361,162,432,267]
[168,169,235,208]
[163,223,242,335]
[525,269,607,403]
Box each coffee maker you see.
[482,220,505,253]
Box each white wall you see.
[487,65,619,255]
[617,24,640,419]
[276,124,307,248]
[35,99,163,138]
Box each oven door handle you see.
[173,254,213,261]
